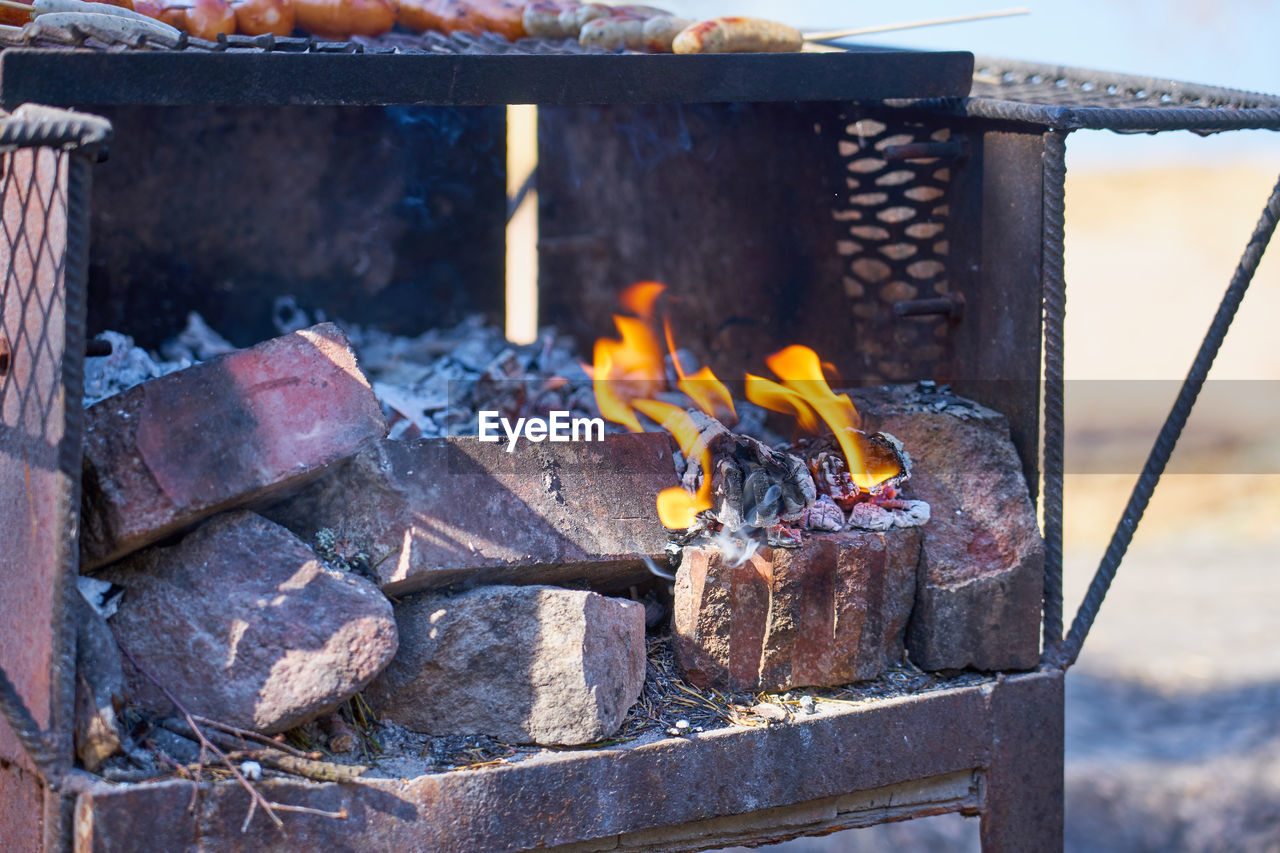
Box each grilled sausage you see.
[577,12,645,49]
[555,1,605,33]
[608,4,664,16]
[522,0,572,37]
[27,8,182,41]
[465,0,524,39]
[640,14,687,52]
[135,0,234,39]
[393,0,450,33]
[672,16,803,54]
[32,0,151,18]
[293,0,392,37]
[230,0,292,34]
[396,0,519,38]
[185,0,239,37]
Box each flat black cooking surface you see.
[0,33,973,107]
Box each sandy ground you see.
[714,161,1280,851]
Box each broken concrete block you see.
[264,433,676,596]
[80,323,386,570]
[98,511,398,734]
[364,585,646,746]
[854,385,1043,672]
[73,591,126,772]
[674,529,920,693]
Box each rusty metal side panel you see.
[0,730,44,853]
[0,145,80,845]
[85,106,507,349]
[537,102,853,381]
[980,669,1064,852]
[73,682,993,852]
[948,127,1044,497]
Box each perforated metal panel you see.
[832,113,957,383]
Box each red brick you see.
[264,432,677,596]
[80,323,386,570]
[854,385,1043,671]
[674,529,920,692]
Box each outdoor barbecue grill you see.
[1,34,1278,852]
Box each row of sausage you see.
[5,0,805,53]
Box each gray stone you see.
[264,433,676,596]
[99,511,398,734]
[73,591,126,772]
[853,385,1044,671]
[674,529,920,693]
[364,585,646,746]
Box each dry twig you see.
[191,715,320,760]
[115,640,348,834]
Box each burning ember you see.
[590,282,920,539]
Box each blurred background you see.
[523,1,1280,849]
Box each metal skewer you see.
[803,7,1029,43]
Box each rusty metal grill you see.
[0,26,611,54]
[0,40,974,107]
[0,52,1276,849]
[970,58,1280,110]
[891,57,1280,133]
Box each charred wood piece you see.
[681,410,815,541]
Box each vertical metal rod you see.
[0,666,59,784]
[43,150,96,851]
[1058,170,1280,667]
[1039,131,1067,660]
[55,151,92,764]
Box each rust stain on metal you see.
[0,147,73,776]
[72,678,1010,851]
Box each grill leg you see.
[980,669,1064,852]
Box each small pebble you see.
[240,760,262,781]
[675,719,690,731]
[800,695,816,714]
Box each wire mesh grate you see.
[0,147,69,450]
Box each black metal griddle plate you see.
[0,35,973,107]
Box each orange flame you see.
[746,345,895,491]
[633,399,714,528]
[664,318,736,425]
[591,284,669,432]
[592,281,737,529]
[620,280,666,318]
[594,287,906,524]
[743,373,822,433]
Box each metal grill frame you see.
[0,103,109,849]
[0,54,1276,851]
[888,58,1280,665]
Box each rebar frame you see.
[1039,130,1067,659]
[901,59,1280,669]
[1054,170,1280,666]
